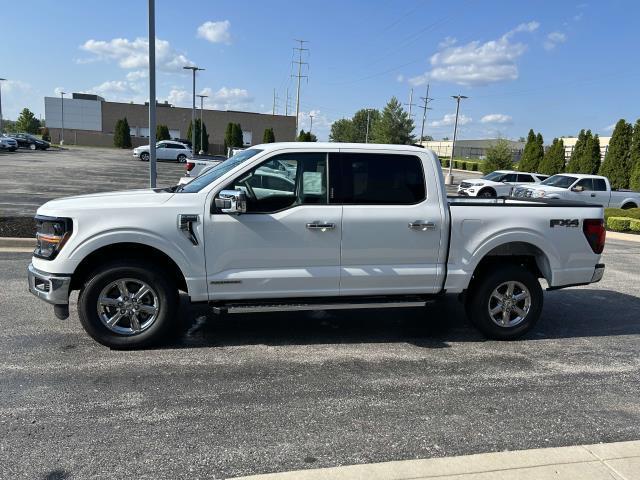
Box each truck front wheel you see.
[78,261,178,348]
[466,264,543,340]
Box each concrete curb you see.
[607,231,640,243]
[0,237,35,248]
[229,440,640,480]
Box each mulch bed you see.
[0,217,36,238]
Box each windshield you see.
[482,171,507,181]
[540,175,577,188]
[179,149,263,192]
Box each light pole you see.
[60,91,66,145]
[365,109,371,143]
[446,94,468,185]
[0,78,5,132]
[196,94,208,155]
[148,0,157,187]
[309,114,314,134]
[183,65,204,154]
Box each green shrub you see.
[461,161,467,170]
[471,163,478,171]
[454,160,460,169]
[604,208,640,223]
[443,160,449,168]
[630,219,640,232]
[607,217,631,232]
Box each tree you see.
[538,138,565,175]
[519,129,543,172]
[482,139,514,174]
[186,119,209,153]
[224,123,234,151]
[232,123,244,148]
[297,129,317,142]
[420,135,434,142]
[329,118,355,142]
[566,129,586,173]
[581,133,601,174]
[15,108,41,134]
[600,119,633,189]
[41,127,51,142]
[113,117,132,148]
[370,97,415,144]
[351,108,380,143]
[630,119,640,191]
[262,127,275,143]
[156,124,170,141]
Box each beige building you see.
[419,139,526,161]
[558,136,611,161]
[44,93,296,153]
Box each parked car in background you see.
[29,143,606,348]
[178,155,227,185]
[458,170,548,198]
[0,134,18,151]
[133,141,192,163]
[11,133,50,150]
[172,138,192,149]
[514,174,640,209]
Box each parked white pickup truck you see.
[28,143,606,348]
[178,155,228,185]
[514,174,640,209]
[458,170,548,198]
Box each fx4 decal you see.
[550,219,580,228]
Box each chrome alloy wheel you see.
[487,281,531,328]
[97,278,159,335]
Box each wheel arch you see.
[69,242,188,294]
[621,201,637,210]
[477,187,497,197]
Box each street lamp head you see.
[451,95,468,100]
[183,66,205,72]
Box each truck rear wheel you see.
[78,261,178,348]
[466,264,543,340]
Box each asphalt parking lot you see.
[1,239,639,479]
[0,147,479,217]
[0,147,186,216]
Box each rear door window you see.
[593,178,607,191]
[331,153,425,204]
[517,174,535,182]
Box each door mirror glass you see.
[215,189,247,214]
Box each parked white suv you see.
[29,143,606,348]
[458,170,548,198]
[133,141,192,163]
[0,134,18,151]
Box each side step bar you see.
[212,297,431,315]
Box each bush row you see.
[604,208,640,223]
[439,159,480,171]
[607,216,640,232]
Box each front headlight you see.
[34,215,73,259]
[532,190,546,198]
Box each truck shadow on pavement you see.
[165,288,640,349]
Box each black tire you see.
[465,264,543,340]
[177,154,187,163]
[622,203,637,210]
[78,260,178,348]
[478,188,496,198]
[140,152,150,162]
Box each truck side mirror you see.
[571,185,584,192]
[214,190,247,214]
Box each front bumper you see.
[28,263,71,305]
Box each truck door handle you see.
[408,221,436,231]
[306,222,336,231]
[590,193,596,197]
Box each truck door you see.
[591,178,610,207]
[204,151,342,299]
[334,151,445,295]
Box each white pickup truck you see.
[28,143,606,348]
[514,174,640,209]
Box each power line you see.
[291,39,309,133]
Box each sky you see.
[1,0,639,142]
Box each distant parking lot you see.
[0,146,481,218]
[0,146,185,216]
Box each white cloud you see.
[429,113,472,127]
[126,70,148,81]
[396,74,405,83]
[480,113,512,124]
[79,37,193,72]
[166,86,253,110]
[87,80,142,98]
[438,36,457,48]
[197,20,231,44]
[409,21,539,86]
[544,31,567,50]
[604,123,616,132]
[2,79,32,94]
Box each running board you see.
[212,297,430,315]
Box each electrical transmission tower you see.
[291,39,309,133]
[404,88,416,119]
[416,84,434,142]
